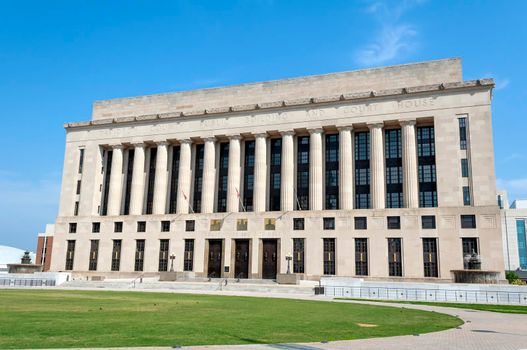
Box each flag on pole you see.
[182,190,194,214]
[236,187,247,212]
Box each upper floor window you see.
[92,222,100,233]
[354,217,367,230]
[185,220,195,232]
[137,221,146,232]
[114,222,123,233]
[293,218,305,230]
[78,148,85,174]
[323,217,335,230]
[458,117,467,150]
[69,223,77,234]
[421,215,436,229]
[161,220,171,232]
[461,158,469,177]
[461,215,476,229]
[387,216,401,230]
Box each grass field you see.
[335,298,527,314]
[0,289,462,349]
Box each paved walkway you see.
[48,286,527,350]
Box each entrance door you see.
[235,240,250,279]
[262,239,278,279]
[207,240,223,278]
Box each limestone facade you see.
[50,58,504,281]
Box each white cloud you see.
[354,0,424,66]
[495,77,510,90]
[501,152,525,163]
[497,178,527,200]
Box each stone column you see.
[309,128,323,211]
[338,126,354,210]
[401,120,419,208]
[253,133,268,212]
[107,145,124,216]
[176,139,192,214]
[280,131,295,211]
[129,143,146,215]
[368,122,385,209]
[201,137,216,214]
[152,141,169,214]
[227,135,242,212]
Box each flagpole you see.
[236,187,247,212]
[182,190,194,214]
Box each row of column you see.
[104,120,419,216]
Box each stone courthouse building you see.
[49,58,505,281]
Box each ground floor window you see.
[159,239,169,272]
[423,238,438,277]
[184,239,195,271]
[134,240,145,272]
[323,238,335,275]
[388,238,402,277]
[355,238,368,276]
[65,240,75,271]
[88,240,99,271]
[111,240,122,272]
[293,238,305,273]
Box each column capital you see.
[399,119,417,126]
[337,125,353,132]
[254,132,268,138]
[154,140,169,146]
[227,134,242,140]
[203,136,216,143]
[308,128,323,134]
[279,130,295,136]
[131,142,145,148]
[367,122,384,130]
[179,139,192,145]
[110,144,124,150]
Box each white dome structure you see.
[0,246,36,273]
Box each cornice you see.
[64,78,494,130]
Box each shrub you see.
[506,271,519,284]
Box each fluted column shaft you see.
[129,144,146,215]
[227,136,242,212]
[401,120,419,208]
[339,126,354,210]
[280,131,295,211]
[253,133,268,212]
[369,123,385,209]
[176,140,192,214]
[309,129,323,211]
[152,141,169,214]
[201,137,216,213]
[107,145,124,216]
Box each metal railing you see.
[0,277,56,287]
[131,274,144,288]
[323,285,527,305]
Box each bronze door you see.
[207,240,223,278]
[235,240,250,279]
[262,239,278,279]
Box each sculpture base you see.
[159,272,178,281]
[7,264,42,274]
[451,270,500,284]
[276,273,299,285]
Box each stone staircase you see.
[61,278,317,295]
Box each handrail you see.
[131,274,144,288]
[219,278,228,291]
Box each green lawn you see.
[0,289,462,349]
[335,298,527,314]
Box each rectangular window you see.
[185,220,195,232]
[461,158,469,178]
[161,220,170,232]
[114,222,123,233]
[264,218,276,230]
[168,145,181,214]
[134,240,145,272]
[293,218,305,230]
[458,117,467,150]
[323,238,336,275]
[463,186,471,206]
[74,201,79,216]
[388,238,402,277]
[385,129,403,208]
[355,132,371,209]
[76,180,82,195]
[237,219,248,231]
[159,239,169,272]
[462,238,479,269]
[100,150,113,216]
[137,221,146,232]
[65,240,75,270]
[296,136,309,210]
[193,144,204,213]
[423,238,439,277]
[354,217,367,230]
[269,138,282,211]
[78,148,85,174]
[69,223,77,234]
[323,217,335,230]
[293,238,305,273]
[461,215,476,229]
[355,238,368,276]
[325,134,339,209]
[184,239,195,271]
[89,240,99,271]
[387,216,401,230]
[92,222,100,233]
[111,240,122,271]
[417,126,438,207]
[123,149,135,215]
[145,147,157,214]
[243,140,255,211]
[217,142,229,212]
[516,220,527,269]
[421,215,436,229]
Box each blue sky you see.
[1,0,526,250]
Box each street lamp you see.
[169,252,176,272]
[285,252,293,274]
